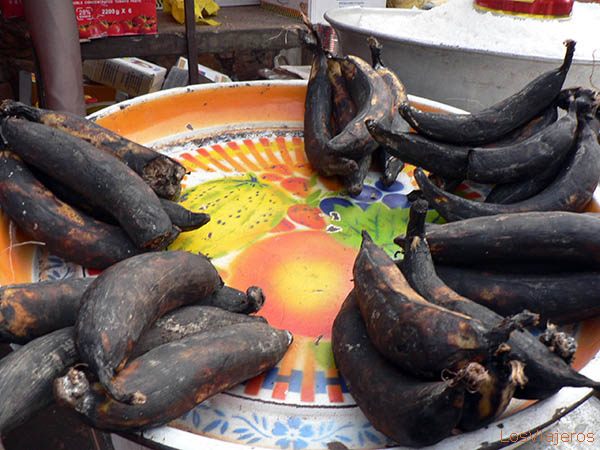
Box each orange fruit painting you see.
[227,231,355,338]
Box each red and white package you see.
[73,0,157,39]
[0,0,24,19]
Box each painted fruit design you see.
[169,174,294,258]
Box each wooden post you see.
[184,0,199,85]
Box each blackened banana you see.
[368,103,576,185]
[459,351,526,431]
[379,148,405,188]
[396,203,600,399]
[414,114,600,221]
[400,199,531,428]
[398,211,600,268]
[354,232,518,379]
[466,104,578,184]
[332,291,471,447]
[429,173,463,194]
[0,310,266,436]
[1,117,176,250]
[0,328,77,434]
[367,36,408,186]
[131,305,267,359]
[484,152,568,204]
[198,285,265,314]
[0,278,92,344]
[0,100,186,200]
[55,322,291,432]
[366,120,470,179]
[486,104,558,147]
[302,31,358,177]
[556,87,599,116]
[75,251,222,404]
[344,153,372,196]
[34,167,209,232]
[0,151,141,269]
[436,266,600,324]
[398,40,575,145]
[327,58,357,135]
[327,55,393,159]
[159,199,210,232]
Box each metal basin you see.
[325,7,600,111]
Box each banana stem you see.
[487,310,540,354]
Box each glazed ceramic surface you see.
[3,81,599,450]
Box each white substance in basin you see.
[358,0,600,60]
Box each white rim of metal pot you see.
[324,7,592,65]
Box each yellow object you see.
[164,0,221,25]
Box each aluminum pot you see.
[325,7,600,111]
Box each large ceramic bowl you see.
[3,80,599,450]
[325,7,600,111]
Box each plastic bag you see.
[164,0,221,25]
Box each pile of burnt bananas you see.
[0,250,290,437]
[395,209,600,326]
[366,40,600,221]
[302,21,408,195]
[332,200,600,447]
[0,101,211,269]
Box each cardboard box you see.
[83,57,167,97]
[260,0,386,24]
[0,0,23,19]
[73,0,157,39]
[175,57,233,83]
[219,0,260,5]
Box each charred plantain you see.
[396,206,600,399]
[343,153,372,196]
[197,285,265,314]
[326,55,393,159]
[0,327,77,435]
[75,251,222,404]
[332,291,471,447]
[398,40,575,145]
[366,120,470,179]
[0,278,92,344]
[302,30,358,177]
[436,266,600,324]
[31,169,209,232]
[466,104,578,184]
[486,104,559,147]
[398,211,600,268]
[55,322,291,431]
[0,100,186,200]
[0,151,142,269]
[367,36,408,186]
[0,311,268,436]
[0,280,261,347]
[414,114,600,221]
[131,305,267,359]
[159,199,210,232]
[327,58,357,135]
[484,153,568,204]
[459,349,527,431]
[354,232,518,379]
[399,199,531,427]
[368,103,576,185]
[1,117,176,250]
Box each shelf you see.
[80,7,304,60]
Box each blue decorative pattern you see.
[176,401,391,449]
[36,252,84,281]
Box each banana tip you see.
[360,230,373,243]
